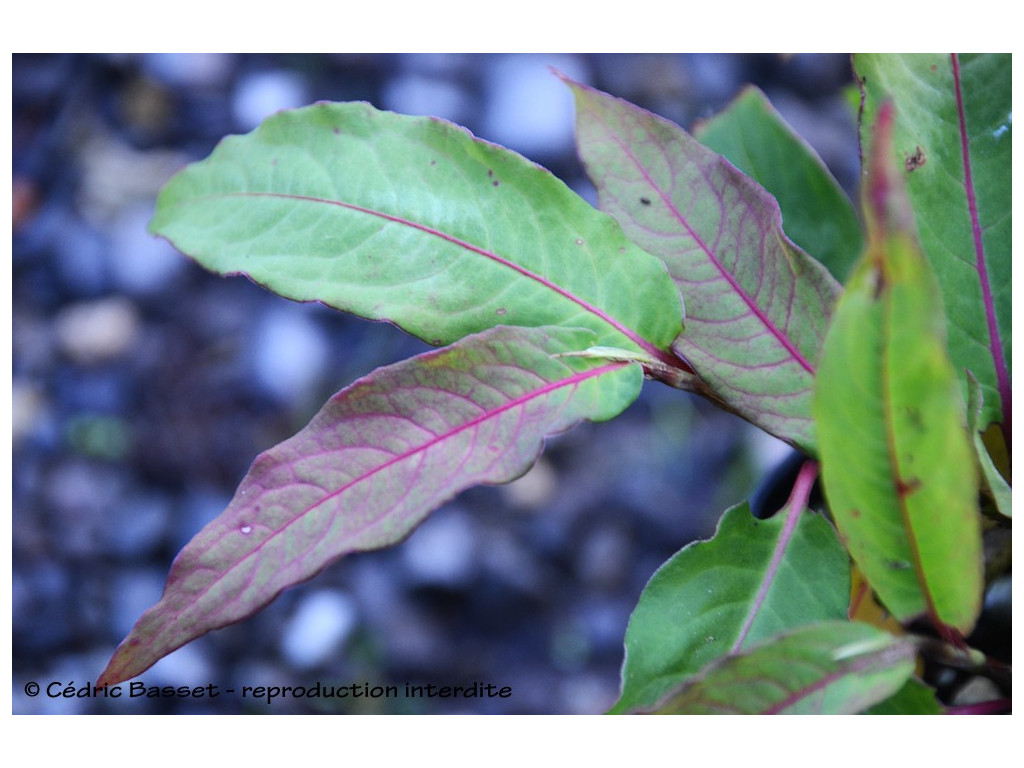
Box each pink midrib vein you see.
[951,54,1011,449]
[222,190,685,372]
[593,111,815,375]
[730,460,818,654]
[761,643,910,714]
[176,360,626,618]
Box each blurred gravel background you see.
[12,53,860,714]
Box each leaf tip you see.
[864,101,916,241]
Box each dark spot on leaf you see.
[885,559,913,571]
[333,128,341,135]
[488,169,493,177]
[902,406,924,431]
[905,146,926,172]
[850,508,861,519]
[430,159,437,166]
[896,477,922,497]
[640,197,651,205]
[493,180,499,187]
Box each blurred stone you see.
[145,640,214,688]
[12,560,74,654]
[477,525,546,597]
[141,52,234,89]
[560,671,618,715]
[49,212,111,296]
[381,73,471,124]
[117,72,177,143]
[110,568,167,637]
[54,296,141,364]
[483,53,589,158]
[77,133,188,225]
[101,491,171,558]
[401,507,478,587]
[12,308,58,375]
[43,460,128,556]
[280,590,359,670]
[500,457,557,510]
[250,305,330,403]
[11,380,48,444]
[233,69,309,131]
[108,203,186,295]
[574,520,633,590]
[687,53,747,107]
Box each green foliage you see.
[612,497,851,713]
[854,54,1011,434]
[101,54,1010,714]
[815,103,983,633]
[694,85,864,281]
[643,621,918,715]
[568,76,841,455]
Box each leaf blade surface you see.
[814,104,983,634]
[646,622,916,715]
[695,85,863,281]
[854,53,1011,436]
[151,101,684,366]
[612,499,849,713]
[567,79,842,453]
[98,325,642,686]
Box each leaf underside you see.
[646,621,916,715]
[98,326,642,686]
[567,77,842,454]
[695,85,863,282]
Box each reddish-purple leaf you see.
[566,78,842,453]
[98,325,641,686]
[645,621,916,715]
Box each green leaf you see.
[854,53,1011,438]
[815,103,983,635]
[967,374,1011,518]
[862,678,943,714]
[611,497,850,714]
[695,85,863,281]
[97,325,642,686]
[566,77,842,454]
[645,622,916,715]
[151,100,686,372]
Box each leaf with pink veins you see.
[565,77,842,455]
[98,325,642,686]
